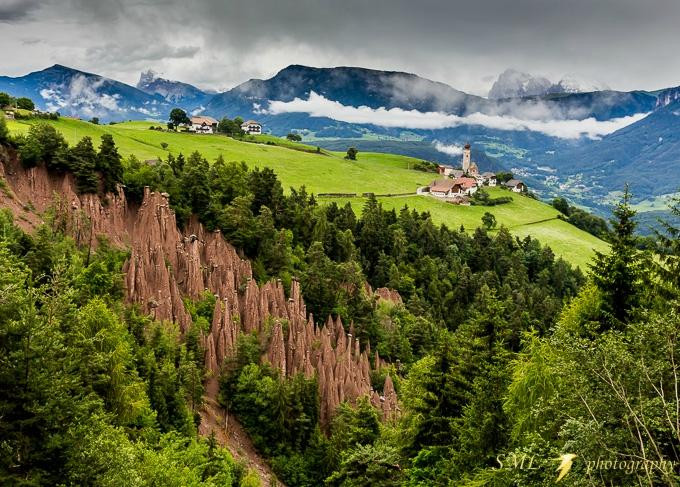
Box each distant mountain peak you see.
[554,75,610,94]
[138,69,159,86]
[136,70,208,105]
[489,69,611,99]
[488,69,553,99]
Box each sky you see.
[1,0,679,96]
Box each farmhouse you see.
[428,179,463,197]
[504,179,526,193]
[189,116,218,134]
[437,164,454,176]
[241,120,262,135]
[453,177,479,195]
[481,172,497,186]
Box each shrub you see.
[413,160,438,172]
[0,92,11,107]
[0,115,8,144]
[16,97,35,111]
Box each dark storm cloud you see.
[0,0,41,21]
[86,44,201,65]
[1,0,679,94]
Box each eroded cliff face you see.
[0,154,399,424]
[0,148,132,246]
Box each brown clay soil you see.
[199,396,285,486]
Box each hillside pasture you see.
[320,188,608,269]
[6,117,607,268]
[7,118,435,194]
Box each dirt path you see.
[199,395,284,486]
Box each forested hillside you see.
[2,115,680,486]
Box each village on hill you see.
[186,115,262,135]
[418,143,526,204]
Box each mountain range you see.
[1,63,679,224]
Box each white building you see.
[241,120,262,135]
[428,179,463,197]
[437,165,454,176]
[189,116,218,134]
[504,179,526,193]
[481,172,497,186]
[453,177,479,195]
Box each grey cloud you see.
[86,43,201,64]
[1,0,679,94]
[0,0,41,21]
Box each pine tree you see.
[97,134,123,193]
[181,151,211,220]
[0,115,9,144]
[655,194,680,296]
[71,136,99,194]
[357,195,391,277]
[590,185,645,326]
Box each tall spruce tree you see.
[71,136,99,194]
[0,115,9,144]
[655,194,680,296]
[97,134,123,193]
[590,185,645,327]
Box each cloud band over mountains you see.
[265,91,648,140]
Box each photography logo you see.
[555,454,577,482]
[498,451,678,481]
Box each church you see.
[461,143,479,175]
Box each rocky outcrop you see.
[0,155,399,424]
[374,287,403,305]
[0,151,133,246]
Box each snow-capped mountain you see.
[136,70,210,106]
[488,69,554,99]
[553,75,610,94]
[489,69,610,99]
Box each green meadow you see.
[6,117,607,268]
[320,189,609,269]
[6,118,433,194]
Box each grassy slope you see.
[7,119,433,194]
[6,118,607,268]
[320,189,609,270]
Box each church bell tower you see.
[462,143,471,172]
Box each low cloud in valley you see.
[266,92,649,139]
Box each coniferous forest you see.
[2,119,680,486]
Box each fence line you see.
[317,192,417,198]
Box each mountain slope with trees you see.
[0,114,626,485]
